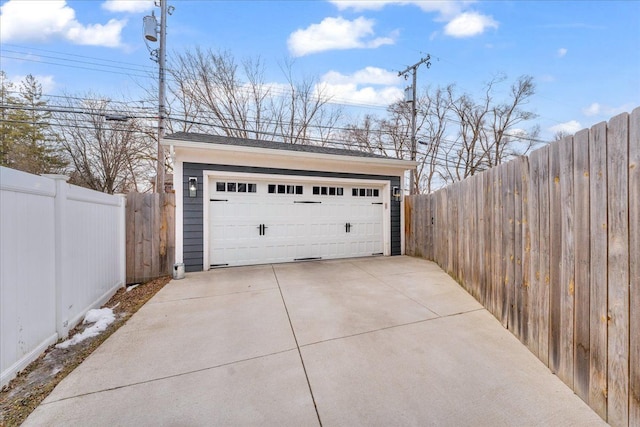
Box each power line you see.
[1,55,153,80]
[2,43,157,71]
[2,44,569,129]
[3,90,547,146]
[5,90,156,109]
[1,99,549,158]
[0,113,508,172]
[1,49,154,75]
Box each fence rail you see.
[125,192,175,284]
[1,168,126,388]
[405,107,639,427]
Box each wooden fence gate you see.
[125,192,175,284]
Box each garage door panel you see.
[208,178,385,267]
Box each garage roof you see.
[163,132,417,174]
[165,132,402,160]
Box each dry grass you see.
[0,276,171,427]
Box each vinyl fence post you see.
[116,194,127,289]
[44,174,71,339]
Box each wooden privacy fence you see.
[405,108,639,427]
[126,192,175,284]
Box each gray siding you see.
[183,162,402,272]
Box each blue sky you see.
[1,0,639,140]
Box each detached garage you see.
[163,133,416,272]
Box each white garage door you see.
[208,178,385,267]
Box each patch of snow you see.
[55,308,115,349]
[126,284,139,292]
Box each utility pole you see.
[144,0,172,193]
[398,54,431,195]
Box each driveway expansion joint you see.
[348,260,443,316]
[39,347,298,405]
[299,307,487,348]
[148,286,279,304]
[272,265,323,427]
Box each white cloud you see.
[582,102,633,117]
[287,17,396,57]
[583,102,601,116]
[66,19,127,47]
[557,48,568,58]
[317,82,403,106]
[0,0,126,47]
[102,0,154,13]
[549,120,582,135]
[331,1,495,39]
[322,67,401,86]
[444,12,498,37]
[9,74,56,93]
[316,67,403,106]
[330,0,468,18]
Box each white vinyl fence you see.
[1,167,126,387]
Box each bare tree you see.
[416,85,450,193]
[553,130,571,141]
[446,85,491,182]
[342,86,447,193]
[486,75,539,165]
[443,75,539,184]
[53,95,155,193]
[343,75,540,192]
[167,49,342,144]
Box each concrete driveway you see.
[24,256,604,426]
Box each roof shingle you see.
[164,132,392,160]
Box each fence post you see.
[44,174,71,339]
[117,194,127,290]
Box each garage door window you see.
[312,186,343,196]
[352,188,379,197]
[216,182,257,193]
[268,184,303,195]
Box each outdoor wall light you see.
[393,186,402,202]
[188,177,198,198]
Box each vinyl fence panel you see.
[0,168,125,388]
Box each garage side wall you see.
[183,162,401,272]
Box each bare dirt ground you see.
[0,276,171,427]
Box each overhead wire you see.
[0,110,499,173]
[2,46,550,137]
[1,45,398,110]
[2,43,157,70]
[0,99,541,166]
[2,43,578,130]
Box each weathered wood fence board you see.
[527,149,541,358]
[549,140,562,376]
[125,192,175,284]
[629,107,640,427]
[573,128,591,404]
[589,120,609,419]
[404,107,639,427]
[538,144,551,368]
[559,135,575,388]
[607,113,630,427]
[519,157,531,349]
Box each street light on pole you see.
[143,1,173,193]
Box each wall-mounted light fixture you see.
[392,186,402,202]
[188,177,197,198]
